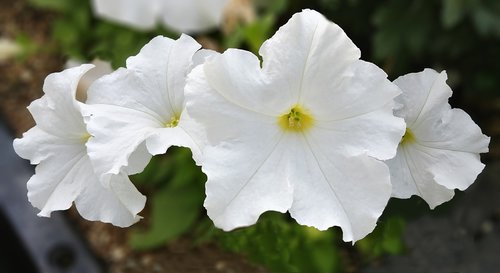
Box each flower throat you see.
[278,105,314,132]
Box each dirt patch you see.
[0,0,63,136]
[73,212,266,273]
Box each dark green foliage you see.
[357,216,406,259]
[315,0,500,100]
[29,0,176,68]
[206,212,341,273]
[224,0,288,54]
[129,148,206,250]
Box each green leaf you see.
[129,183,204,250]
[254,0,287,13]
[243,14,276,54]
[129,148,206,250]
[214,213,341,273]
[381,217,406,254]
[14,33,39,60]
[356,216,406,259]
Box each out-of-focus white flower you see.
[386,69,490,208]
[91,0,229,33]
[0,37,22,62]
[13,65,146,227]
[83,35,209,188]
[160,0,229,33]
[185,9,405,242]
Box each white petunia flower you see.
[185,9,406,242]
[386,69,490,208]
[13,65,146,227]
[84,35,209,187]
[91,0,229,33]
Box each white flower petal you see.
[27,96,83,140]
[309,61,405,160]
[27,146,145,226]
[126,142,154,175]
[86,68,165,121]
[314,109,404,160]
[145,115,204,165]
[42,64,94,105]
[387,145,456,208]
[389,69,490,208]
[160,0,229,33]
[28,153,86,217]
[385,147,419,199]
[86,35,204,179]
[203,49,289,116]
[259,9,361,104]
[289,135,392,242]
[91,0,159,30]
[18,128,145,226]
[15,129,85,214]
[189,60,294,145]
[14,65,146,226]
[14,65,92,159]
[305,60,402,121]
[415,144,485,191]
[186,66,293,230]
[125,34,201,116]
[28,65,94,139]
[87,36,200,119]
[75,171,146,227]
[203,134,293,231]
[13,127,80,165]
[83,104,158,182]
[192,49,219,67]
[393,69,452,127]
[414,108,490,153]
[186,64,274,144]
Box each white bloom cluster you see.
[91,0,229,33]
[14,10,489,242]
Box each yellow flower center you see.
[278,105,314,132]
[164,115,180,128]
[81,132,91,143]
[400,128,415,145]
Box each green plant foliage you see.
[472,3,500,37]
[356,216,406,259]
[212,212,342,273]
[28,0,176,68]
[224,0,287,54]
[373,1,436,61]
[442,0,475,28]
[129,183,203,250]
[129,148,206,250]
[316,0,500,99]
[28,0,73,12]
[14,33,40,61]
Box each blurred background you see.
[1,0,499,272]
